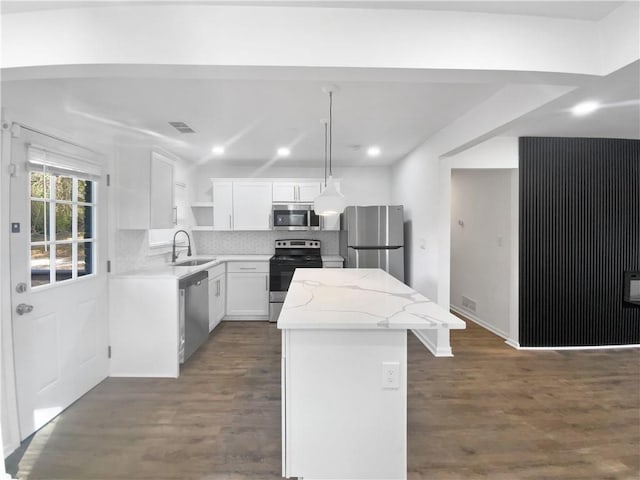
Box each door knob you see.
[15,282,27,293]
[16,303,34,315]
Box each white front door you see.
[9,127,109,440]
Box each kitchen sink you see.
[173,258,216,267]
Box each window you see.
[29,170,96,288]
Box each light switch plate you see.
[381,361,400,389]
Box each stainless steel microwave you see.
[272,204,320,231]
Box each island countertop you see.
[277,268,466,331]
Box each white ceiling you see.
[0,0,625,21]
[0,0,624,20]
[1,75,504,165]
[1,2,638,166]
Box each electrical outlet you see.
[381,362,400,389]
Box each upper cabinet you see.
[116,149,175,230]
[149,153,175,229]
[212,180,272,231]
[273,181,321,203]
[212,181,233,231]
[205,178,341,231]
[233,182,273,230]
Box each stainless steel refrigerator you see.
[339,205,405,282]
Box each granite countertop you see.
[277,268,466,331]
[113,254,273,280]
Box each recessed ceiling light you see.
[211,145,225,155]
[572,101,600,116]
[277,147,291,157]
[367,146,381,157]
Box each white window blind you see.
[27,145,102,179]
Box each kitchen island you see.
[278,268,465,480]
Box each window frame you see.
[28,168,98,289]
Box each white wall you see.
[450,169,516,341]
[393,136,519,340]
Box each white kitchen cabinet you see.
[212,181,233,231]
[232,182,272,230]
[116,149,175,229]
[272,182,297,202]
[225,261,269,320]
[150,152,175,228]
[273,181,320,203]
[208,263,226,331]
[322,260,344,268]
[298,182,321,202]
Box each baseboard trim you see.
[516,344,640,351]
[504,338,520,349]
[449,306,513,341]
[410,330,453,357]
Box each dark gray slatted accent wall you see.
[519,137,640,347]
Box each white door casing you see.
[8,126,109,440]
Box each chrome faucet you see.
[172,229,192,263]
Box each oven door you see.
[269,260,322,293]
[272,206,310,231]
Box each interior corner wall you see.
[390,144,441,300]
[450,169,514,339]
[519,137,640,347]
[392,136,519,308]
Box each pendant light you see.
[314,85,346,216]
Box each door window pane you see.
[55,244,73,282]
[55,204,73,241]
[31,245,51,287]
[28,167,97,288]
[77,179,93,203]
[77,206,93,239]
[78,242,93,277]
[31,200,48,243]
[30,171,49,199]
[55,176,73,201]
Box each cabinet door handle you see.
[265,275,268,291]
[228,214,232,230]
[173,206,178,225]
[216,279,220,296]
[268,213,272,230]
[239,267,256,270]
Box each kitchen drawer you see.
[207,263,226,278]
[227,261,269,273]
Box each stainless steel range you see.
[269,239,322,322]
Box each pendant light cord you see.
[329,91,333,177]
[323,121,328,187]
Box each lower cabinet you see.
[322,260,344,268]
[225,261,269,320]
[208,264,226,332]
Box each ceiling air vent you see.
[168,121,196,134]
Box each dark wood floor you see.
[6,321,640,479]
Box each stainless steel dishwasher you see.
[178,270,209,364]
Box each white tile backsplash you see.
[115,230,175,273]
[194,231,339,255]
[114,229,339,274]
